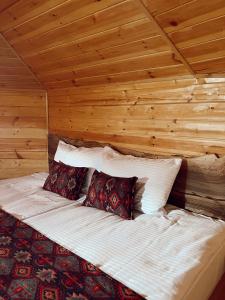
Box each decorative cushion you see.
[43,160,88,200]
[102,151,182,214]
[83,170,137,219]
[54,140,118,192]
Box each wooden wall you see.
[48,77,225,157]
[0,1,224,175]
[0,33,48,179]
[0,89,48,179]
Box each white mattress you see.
[25,201,225,300]
[0,172,85,219]
[1,173,225,299]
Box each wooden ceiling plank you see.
[0,66,34,76]
[38,51,183,81]
[170,14,225,49]
[155,0,225,34]
[136,0,195,76]
[0,47,16,58]
[24,18,155,64]
[5,0,124,45]
[0,0,224,86]
[0,33,41,89]
[11,0,145,58]
[142,0,193,17]
[0,0,73,32]
[182,37,225,64]
[0,0,18,14]
[35,36,169,75]
[192,56,225,74]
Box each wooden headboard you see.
[48,134,225,221]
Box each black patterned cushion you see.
[83,170,137,219]
[43,161,88,200]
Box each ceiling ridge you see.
[136,0,196,76]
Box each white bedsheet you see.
[1,173,225,299]
[0,173,84,219]
[25,202,225,300]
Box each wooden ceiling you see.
[0,0,225,89]
[0,33,41,89]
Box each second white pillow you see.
[101,152,182,213]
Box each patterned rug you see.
[0,209,144,300]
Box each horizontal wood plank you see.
[40,51,182,82]
[156,0,225,34]
[45,66,189,88]
[4,0,124,44]
[0,89,48,178]
[0,0,225,86]
[24,18,155,64]
[35,36,168,74]
[48,78,225,157]
[12,0,145,57]
[0,0,18,14]
[48,134,225,221]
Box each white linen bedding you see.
[0,173,225,299]
[25,201,225,300]
[0,173,85,219]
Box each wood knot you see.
[170,20,178,27]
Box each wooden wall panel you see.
[48,77,225,157]
[0,89,48,179]
[48,134,225,221]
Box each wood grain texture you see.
[0,33,41,89]
[137,0,195,75]
[48,77,225,157]
[0,0,224,87]
[0,89,48,179]
[48,134,225,221]
[170,154,225,220]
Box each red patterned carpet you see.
[0,209,144,300]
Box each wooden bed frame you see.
[48,133,225,221]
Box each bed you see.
[0,172,84,220]
[0,136,224,300]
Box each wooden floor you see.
[209,272,225,300]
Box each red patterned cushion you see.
[83,170,137,219]
[43,161,88,200]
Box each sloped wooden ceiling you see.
[0,33,41,89]
[0,0,225,88]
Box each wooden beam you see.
[136,0,195,76]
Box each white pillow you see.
[101,152,182,213]
[54,140,117,192]
[54,140,102,168]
